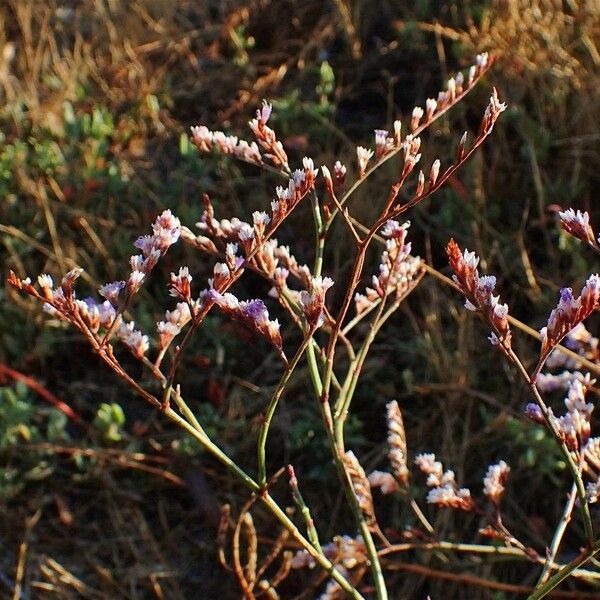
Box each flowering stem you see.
[506,348,594,547]
[334,297,391,449]
[311,362,389,598]
[288,466,323,553]
[164,406,364,599]
[257,330,315,487]
[333,56,496,216]
[537,482,578,586]
[421,263,600,378]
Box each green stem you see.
[257,331,314,486]
[164,406,364,599]
[537,482,577,586]
[310,189,325,278]
[507,349,594,547]
[360,520,388,600]
[289,467,323,552]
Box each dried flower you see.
[429,159,441,188]
[249,101,289,168]
[415,453,443,481]
[333,160,347,186]
[411,107,424,131]
[374,129,394,159]
[483,461,510,506]
[118,321,149,358]
[393,120,402,145]
[425,98,437,120]
[343,451,376,526]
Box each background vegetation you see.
[1,0,600,598]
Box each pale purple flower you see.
[393,120,402,145]
[169,267,192,300]
[99,281,125,306]
[415,453,443,481]
[540,274,600,363]
[118,321,149,358]
[559,208,595,245]
[334,160,347,184]
[37,274,53,291]
[356,146,374,178]
[425,98,437,120]
[299,276,334,328]
[411,106,424,131]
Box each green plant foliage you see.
[94,402,126,442]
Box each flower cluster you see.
[536,369,593,394]
[367,470,399,495]
[248,101,289,169]
[118,320,150,358]
[356,146,374,178]
[415,453,474,511]
[129,209,182,295]
[355,221,422,313]
[8,269,151,359]
[482,460,510,506]
[400,135,422,180]
[299,276,334,328]
[190,125,263,164]
[538,276,600,366]
[527,378,594,451]
[156,302,192,351]
[583,438,600,502]
[559,208,598,248]
[184,160,317,257]
[205,290,283,357]
[291,535,366,571]
[537,323,598,392]
[374,129,396,160]
[446,239,512,349]
[356,52,491,182]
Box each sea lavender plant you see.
[13,52,597,599]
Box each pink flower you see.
[99,281,125,306]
